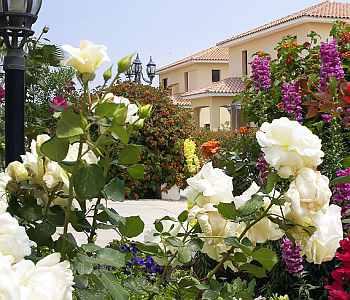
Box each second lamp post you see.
[126,53,156,84]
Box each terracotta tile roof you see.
[171,95,192,107]
[182,77,245,98]
[158,46,229,73]
[217,1,350,46]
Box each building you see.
[158,1,350,131]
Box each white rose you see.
[62,40,110,75]
[43,161,68,190]
[64,143,98,165]
[189,205,238,262]
[0,213,31,263]
[21,152,45,184]
[285,168,331,223]
[113,96,139,124]
[6,161,29,182]
[256,117,324,178]
[14,253,74,300]
[0,173,11,213]
[183,162,234,208]
[0,256,21,300]
[234,182,285,244]
[303,205,343,264]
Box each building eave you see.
[185,92,236,100]
[157,60,228,74]
[217,16,346,48]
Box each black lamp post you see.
[0,0,42,165]
[126,53,156,85]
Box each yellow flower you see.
[184,139,200,174]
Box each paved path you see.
[70,200,187,246]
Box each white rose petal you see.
[14,253,74,300]
[256,117,324,178]
[0,213,31,263]
[285,168,331,223]
[65,143,98,165]
[62,40,110,75]
[184,162,234,207]
[0,173,10,213]
[6,161,29,183]
[303,205,343,264]
[0,256,21,300]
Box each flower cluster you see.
[281,238,303,274]
[183,139,200,174]
[320,39,345,91]
[0,198,73,300]
[251,55,272,91]
[201,140,221,159]
[332,168,350,210]
[326,236,350,299]
[120,243,163,274]
[281,82,303,122]
[183,117,343,266]
[0,134,98,208]
[256,154,269,185]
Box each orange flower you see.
[201,140,220,159]
[239,127,249,134]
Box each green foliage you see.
[109,82,194,199]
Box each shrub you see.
[109,82,194,199]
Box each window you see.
[184,72,189,92]
[242,50,248,76]
[212,70,220,82]
[162,78,168,89]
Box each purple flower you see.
[281,238,303,274]
[332,168,350,214]
[0,86,5,103]
[131,257,145,266]
[49,96,69,112]
[145,256,163,274]
[281,82,303,122]
[251,55,272,91]
[320,39,344,91]
[321,114,333,123]
[256,154,269,184]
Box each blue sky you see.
[33,0,323,81]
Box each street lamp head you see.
[125,64,134,80]
[146,56,156,82]
[0,0,42,49]
[132,53,142,75]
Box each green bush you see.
[109,82,194,198]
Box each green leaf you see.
[342,156,350,168]
[178,210,189,223]
[95,248,126,268]
[101,206,126,226]
[224,237,253,255]
[127,164,144,179]
[240,263,267,278]
[103,178,125,202]
[112,106,128,126]
[331,176,350,186]
[252,248,278,271]
[111,124,129,144]
[265,172,279,193]
[95,102,119,118]
[119,145,142,165]
[81,243,101,253]
[216,202,238,220]
[98,271,129,300]
[72,164,105,199]
[238,195,264,217]
[74,254,94,275]
[56,108,84,138]
[118,216,145,238]
[41,136,69,162]
[178,246,192,264]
